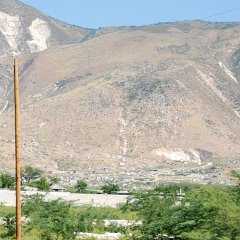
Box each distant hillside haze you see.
[0,0,240,184]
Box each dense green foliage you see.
[29,177,50,191]
[0,173,15,189]
[75,180,88,193]
[123,181,240,240]
[2,213,16,238]
[0,206,15,218]
[177,188,240,240]
[0,197,136,239]
[21,166,43,184]
[75,205,137,234]
[21,166,52,191]
[231,171,240,204]
[101,183,120,194]
[23,195,77,240]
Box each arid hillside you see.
[0,0,93,56]
[0,1,240,185]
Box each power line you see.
[201,6,240,20]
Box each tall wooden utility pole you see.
[14,58,22,240]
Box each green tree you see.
[23,195,77,240]
[101,183,120,194]
[31,177,50,191]
[75,180,88,193]
[21,165,43,184]
[123,185,240,240]
[176,187,240,240]
[231,170,240,205]
[123,185,179,239]
[0,173,15,189]
[2,213,16,238]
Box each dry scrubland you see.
[0,1,240,185]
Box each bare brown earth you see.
[0,2,240,185]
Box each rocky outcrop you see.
[0,0,94,56]
[152,148,213,163]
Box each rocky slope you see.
[0,1,240,184]
[0,0,93,56]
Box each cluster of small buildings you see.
[48,157,240,190]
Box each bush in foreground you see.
[123,183,240,240]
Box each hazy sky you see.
[20,0,240,29]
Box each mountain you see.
[0,1,240,186]
[0,0,94,56]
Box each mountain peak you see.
[0,0,93,56]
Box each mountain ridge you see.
[0,0,95,56]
